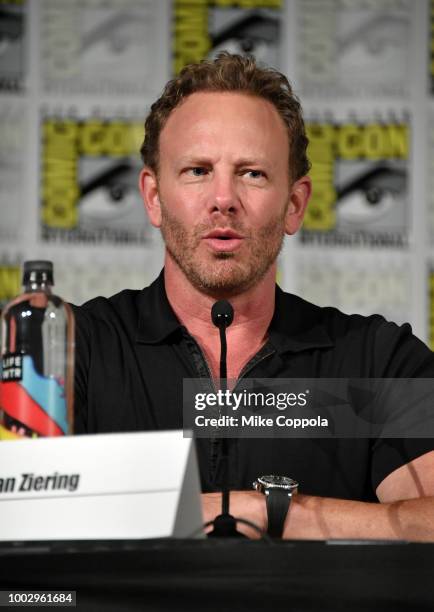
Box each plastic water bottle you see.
[0,261,74,439]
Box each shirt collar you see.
[268,285,334,353]
[135,270,334,353]
[135,270,182,343]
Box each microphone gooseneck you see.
[208,300,246,537]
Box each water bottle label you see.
[1,354,23,382]
[0,354,68,439]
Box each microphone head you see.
[211,300,234,329]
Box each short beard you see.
[160,204,287,298]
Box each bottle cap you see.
[22,260,54,286]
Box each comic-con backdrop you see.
[0,0,433,346]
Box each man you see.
[74,53,434,540]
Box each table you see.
[1,538,434,611]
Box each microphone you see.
[208,300,245,538]
[211,301,233,386]
[211,300,234,327]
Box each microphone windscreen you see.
[211,300,234,328]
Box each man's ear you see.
[139,166,162,228]
[284,175,312,235]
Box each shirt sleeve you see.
[71,304,90,434]
[370,319,434,493]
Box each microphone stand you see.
[208,301,246,538]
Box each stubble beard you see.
[160,204,287,297]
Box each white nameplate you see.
[0,431,203,541]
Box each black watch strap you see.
[265,488,292,538]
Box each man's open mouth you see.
[203,229,244,252]
[204,229,243,239]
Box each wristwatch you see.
[253,475,298,538]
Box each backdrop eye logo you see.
[40,114,148,245]
[173,0,282,75]
[302,115,409,249]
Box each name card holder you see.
[0,430,203,541]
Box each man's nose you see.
[208,172,240,215]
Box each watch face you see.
[258,475,298,489]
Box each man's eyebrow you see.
[176,156,214,166]
[234,158,270,167]
[176,156,271,167]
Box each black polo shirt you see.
[73,271,434,500]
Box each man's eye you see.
[245,170,264,179]
[188,167,208,176]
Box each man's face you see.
[145,91,297,296]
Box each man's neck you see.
[164,255,276,381]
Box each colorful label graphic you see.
[0,354,67,439]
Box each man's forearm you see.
[285,494,434,541]
[283,495,434,541]
[202,492,434,541]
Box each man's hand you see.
[202,491,267,538]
